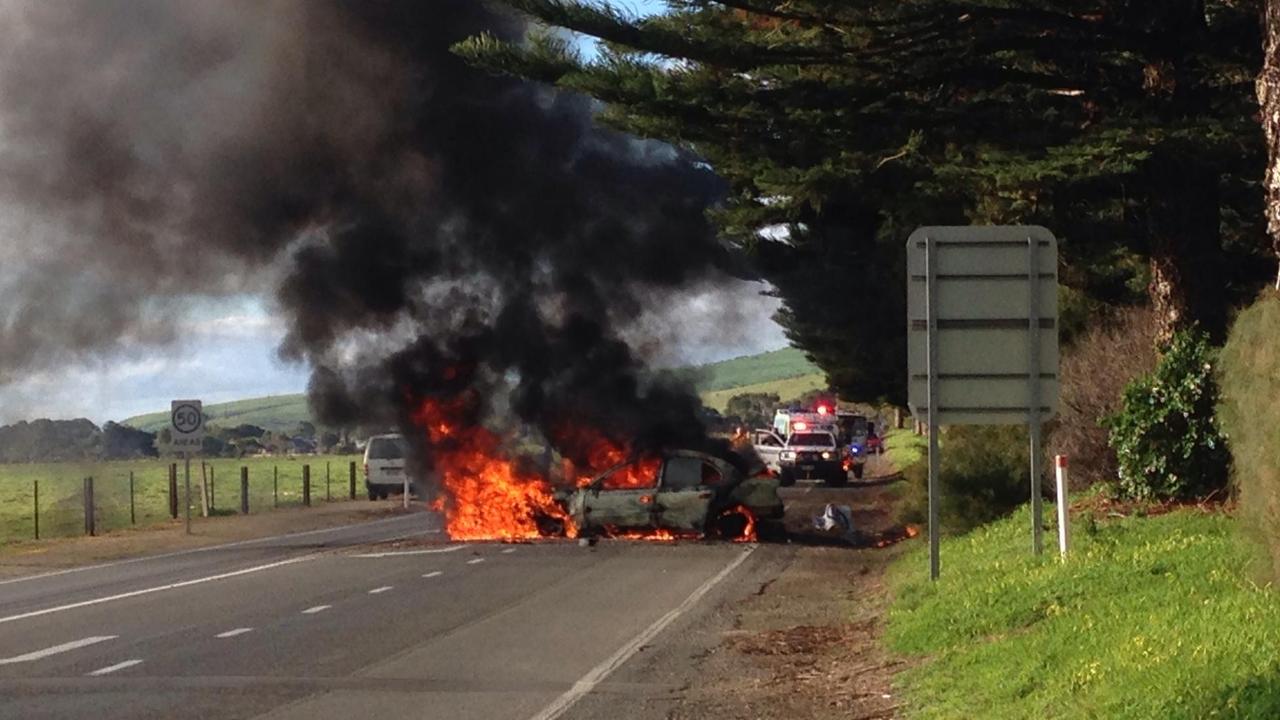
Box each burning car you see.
[559,450,784,541]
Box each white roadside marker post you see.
[1055,454,1070,558]
[403,475,410,510]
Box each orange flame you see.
[416,398,573,541]
[416,397,670,542]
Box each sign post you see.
[907,227,1059,579]
[170,400,205,536]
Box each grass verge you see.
[884,428,926,473]
[885,505,1280,718]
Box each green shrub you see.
[1103,329,1228,500]
[900,425,1031,533]
[1218,290,1280,579]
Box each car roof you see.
[368,433,404,441]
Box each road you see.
[0,511,773,720]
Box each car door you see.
[653,456,720,533]
[752,430,785,473]
[581,461,660,531]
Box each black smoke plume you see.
[0,1,734,466]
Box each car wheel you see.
[778,470,796,487]
[826,472,847,487]
[708,506,754,541]
[852,465,865,480]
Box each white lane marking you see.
[0,556,315,626]
[351,545,465,558]
[0,513,432,587]
[422,571,443,579]
[301,605,331,615]
[527,546,757,720]
[501,548,517,554]
[0,636,117,665]
[87,659,143,676]
[466,558,485,565]
[368,586,394,595]
[215,628,254,639]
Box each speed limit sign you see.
[170,400,205,450]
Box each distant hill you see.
[692,347,821,392]
[120,347,824,431]
[122,394,311,433]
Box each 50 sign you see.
[170,399,205,451]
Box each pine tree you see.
[460,1,1268,401]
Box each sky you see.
[0,0,787,426]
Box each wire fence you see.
[0,455,367,545]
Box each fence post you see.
[326,461,331,502]
[273,465,279,508]
[210,464,216,511]
[33,480,39,540]
[240,466,250,514]
[302,464,311,507]
[129,471,136,525]
[349,461,357,500]
[83,476,96,537]
[169,463,179,519]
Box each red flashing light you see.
[816,405,830,415]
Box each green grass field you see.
[0,454,363,546]
[699,372,828,413]
[122,395,312,433]
[886,505,1280,719]
[693,347,820,392]
[884,428,926,473]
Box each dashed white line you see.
[0,556,315,626]
[215,628,254,639]
[368,586,394,594]
[501,548,517,554]
[422,571,443,579]
[87,659,143,676]
[352,545,465,558]
[301,605,331,615]
[0,636,118,665]
[467,558,485,565]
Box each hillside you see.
[120,347,823,430]
[692,347,820,392]
[122,394,311,433]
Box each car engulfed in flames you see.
[414,398,783,543]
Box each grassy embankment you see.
[886,504,1280,718]
[123,394,312,433]
[0,454,362,546]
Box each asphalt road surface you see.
[0,511,772,720]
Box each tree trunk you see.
[1146,152,1226,346]
[1260,0,1280,290]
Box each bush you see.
[1049,306,1157,487]
[900,425,1031,533]
[1102,328,1229,500]
[1218,290,1280,578]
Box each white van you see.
[363,434,409,500]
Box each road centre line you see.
[87,659,143,676]
[0,514,426,587]
[0,556,315,626]
[368,586,394,594]
[351,545,465,558]
[501,548,517,554]
[527,546,757,720]
[215,628,254,639]
[301,605,331,615]
[0,636,117,665]
[467,558,485,565]
[422,571,444,578]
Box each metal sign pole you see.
[1027,236,1043,556]
[184,454,192,535]
[926,234,941,580]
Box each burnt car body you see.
[561,450,784,540]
